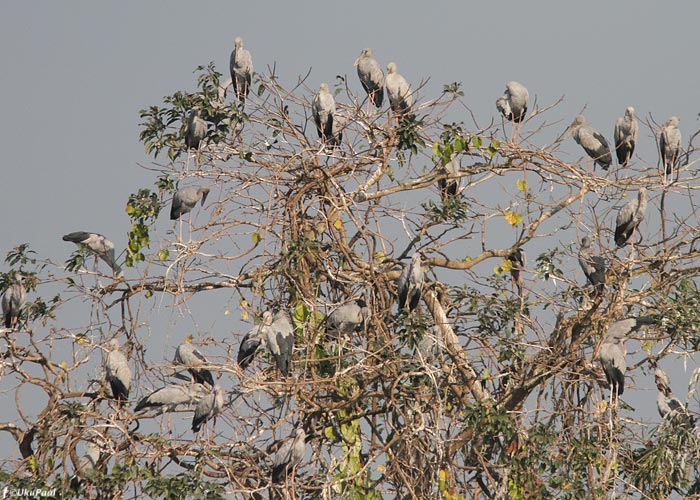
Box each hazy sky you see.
[0,0,699,464]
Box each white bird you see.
[184,109,207,150]
[385,62,412,114]
[172,337,215,387]
[496,81,529,123]
[229,36,253,105]
[134,383,207,413]
[614,107,638,168]
[191,384,224,433]
[659,116,682,179]
[170,186,210,220]
[614,188,647,248]
[326,300,369,337]
[397,253,424,312]
[63,232,123,278]
[2,274,26,329]
[266,312,294,376]
[312,83,336,142]
[237,311,273,369]
[578,236,606,293]
[354,48,384,108]
[271,426,306,484]
[105,339,131,402]
[568,115,612,170]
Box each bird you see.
[568,115,612,170]
[105,339,131,402]
[266,312,294,376]
[614,107,638,168]
[172,337,215,387]
[598,317,655,397]
[134,383,207,413]
[191,384,224,433]
[496,81,529,123]
[578,236,606,293]
[417,325,443,364]
[507,248,526,298]
[2,274,26,329]
[170,186,210,220]
[329,112,346,149]
[312,83,335,143]
[354,48,384,108]
[659,116,682,180]
[654,367,693,425]
[271,426,306,484]
[397,253,424,312]
[63,232,123,278]
[69,441,102,492]
[385,62,412,114]
[326,299,369,337]
[184,109,207,150]
[229,36,253,105]
[437,155,460,199]
[237,310,273,369]
[614,188,648,248]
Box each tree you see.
[1,58,700,499]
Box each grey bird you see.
[69,441,102,492]
[568,115,612,170]
[326,299,369,337]
[229,36,253,105]
[172,338,215,387]
[654,367,693,424]
[2,274,26,329]
[385,62,412,114]
[191,384,224,433]
[354,48,384,108]
[237,310,273,369]
[105,339,131,401]
[184,109,207,150]
[578,236,606,292]
[659,116,682,178]
[507,248,526,298]
[63,232,123,278]
[312,83,335,142]
[417,325,443,364]
[329,112,346,149]
[437,155,460,199]
[496,81,529,123]
[614,188,647,248]
[271,426,306,484]
[266,312,294,376]
[170,186,210,220]
[614,107,638,168]
[598,317,655,397]
[397,253,424,312]
[134,383,207,413]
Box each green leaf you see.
[516,179,528,191]
[252,232,261,244]
[472,136,482,148]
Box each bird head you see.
[567,115,586,137]
[354,48,372,66]
[387,62,397,75]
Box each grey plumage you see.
[70,441,102,491]
[654,367,694,426]
[578,237,606,292]
[170,186,210,220]
[507,248,526,298]
[417,325,443,364]
[191,384,224,433]
[397,253,424,312]
[312,83,336,142]
[385,62,412,114]
[614,188,647,248]
[614,107,638,167]
[329,112,346,149]
[659,116,682,176]
[437,155,460,198]
[354,48,384,108]
[326,300,369,337]
[2,274,26,329]
[271,427,306,484]
[173,340,215,387]
[229,37,253,105]
[184,109,207,150]
[237,311,273,369]
[63,231,123,278]
[568,115,612,170]
[134,383,207,413]
[266,312,294,376]
[496,81,529,123]
[105,339,131,401]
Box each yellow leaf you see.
[641,340,651,351]
[493,265,502,276]
[516,178,528,191]
[240,299,248,309]
[251,232,261,244]
[60,360,67,370]
[505,211,523,226]
[333,218,343,230]
[224,309,230,316]
[500,259,513,272]
[374,251,387,263]
[439,469,449,481]
[377,464,386,472]
[241,310,249,321]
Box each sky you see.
[0,0,699,477]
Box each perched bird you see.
[578,236,606,292]
[172,338,215,387]
[191,384,224,433]
[496,81,529,123]
[69,441,102,492]
[229,36,253,105]
[105,339,131,401]
[417,325,443,364]
[354,48,384,108]
[397,253,424,312]
[568,115,612,170]
[63,232,123,278]
[184,109,207,150]
[598,317,655,397]
[326,299,369,337]
[312,83,335,142]
[614,107,638,168]
[329,112,346,149]
[237,311,273,369]
[385,62,412,114]
[507,248,526,298]
[266,312,294,376]
[654,367,693,425]
[437,155,460,199]
[614,188,648,248]
[170,186,210,220]
[271,426,307,484]
[659,116,682,179]
[134,383,207,413]
[2,274,26,329]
